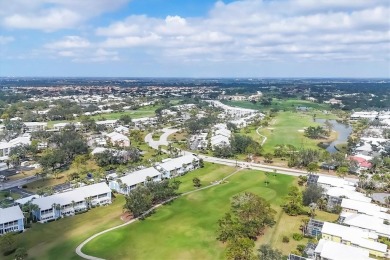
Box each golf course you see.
[81,166,336,259]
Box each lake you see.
[314,119,352,153]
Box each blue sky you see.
[0,0,389,77]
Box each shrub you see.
[297,244,306,253]
[22,185,27,188]
[282,236,290,243]
[292,233,303,241]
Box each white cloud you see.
[0,0,130,31]
[45,36,90,49]
[94,0,390,63]
[0,36,14,45]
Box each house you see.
[210,135,230,149]
[341,198,390,221]
[109,167,164,194]
[23,122,47,132]
[32,183,112,223]
[314,239,373,260]
[325,187,371,210]
[0,206,25,235]
[114,126,130,135]
[52,122,82,131]
[340,213,390,239]
[321,222,387,257]
[105,132,130,147]
[307,174,356,191]
[0,134,31,158]
[155,154,199,177]
[96,120,117,128]
[349,155,372,170]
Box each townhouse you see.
[321,222,387,258]
[314,239,373,260]
[307,174,356,191]
[341,198,390,221]
[109,167,164,194]
[0,206,25,235]
[32,183,112,223]
[52,122,82,131]
[325,187,371,209]
[155,154,200,177]
[0,134,31,158]
[340,213,390,239]
[96,119,118,128]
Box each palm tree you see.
[317,198,327,211]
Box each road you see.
[144,128,179,149]
[0,175,39,191]
[256,126,267,146]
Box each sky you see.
[0,0,389,78]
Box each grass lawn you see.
[82,169,337,259]
[24,160,100,193]
[257,111,336,153]
[175,162,238,193]
[6,195,126,260]
[222,99,331,112]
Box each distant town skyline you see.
[0,0,389,78]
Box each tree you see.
[217,192,276,243]
[226,237,255,260]
[324,120,333,136]
[258,244,283,260]
[264,153,273,163]
[306,162,319,174]
[193,177,201,187]
[282,186,304,216]
[124,185,153,218]
[317,197,327,211]
[0,232,17,255]
[302,185,324,206]
[119,114,132,125]
[14,247,28,260]
[336,166,349,178]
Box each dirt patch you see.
[120,212,133,222]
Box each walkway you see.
[144,128,179,149]
[75,168,242,259]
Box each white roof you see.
[317,175,356,190]
[15,195,40,205]
[96,119,117,125]
[211,134,230,146]
[91,147,107,155]
[106,132,129,142]
[0,206,24,224]
[119,167,161,187]
[215,128,231,138]
[341,198,390,220]
[322,222,386,252]
[344,213,390,237]
[158,155,199,172]
[33,183,111,210]
[24,122,47,126]
[315,239,372,260]
[326,187,371,203]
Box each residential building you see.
[96,119,117,128]
[0,134,31,159]
[52,122,82,131]
[23,122,47,132]
[32,183,112,223]
[0,206,25,235]
[326,187,371,209]
[314,239,373,260]
[114,126,130,135]
[307,174,356,191]
[341,198,390,221]
[340,212,390,239]
[321,222,387,257]
[155,154,199,177]
[105,132,130,147]
[109,167,164,194]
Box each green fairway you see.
[82,170,296,260]
[7,196,126,260]
[176,162,238,193]
[257,111,335,153]
[222,99,330,112]
[91,105,159,120]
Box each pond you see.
[314,119,353,153]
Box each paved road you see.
[256,126,267,146]
[144,128,179,149]
[0,176,39,191]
